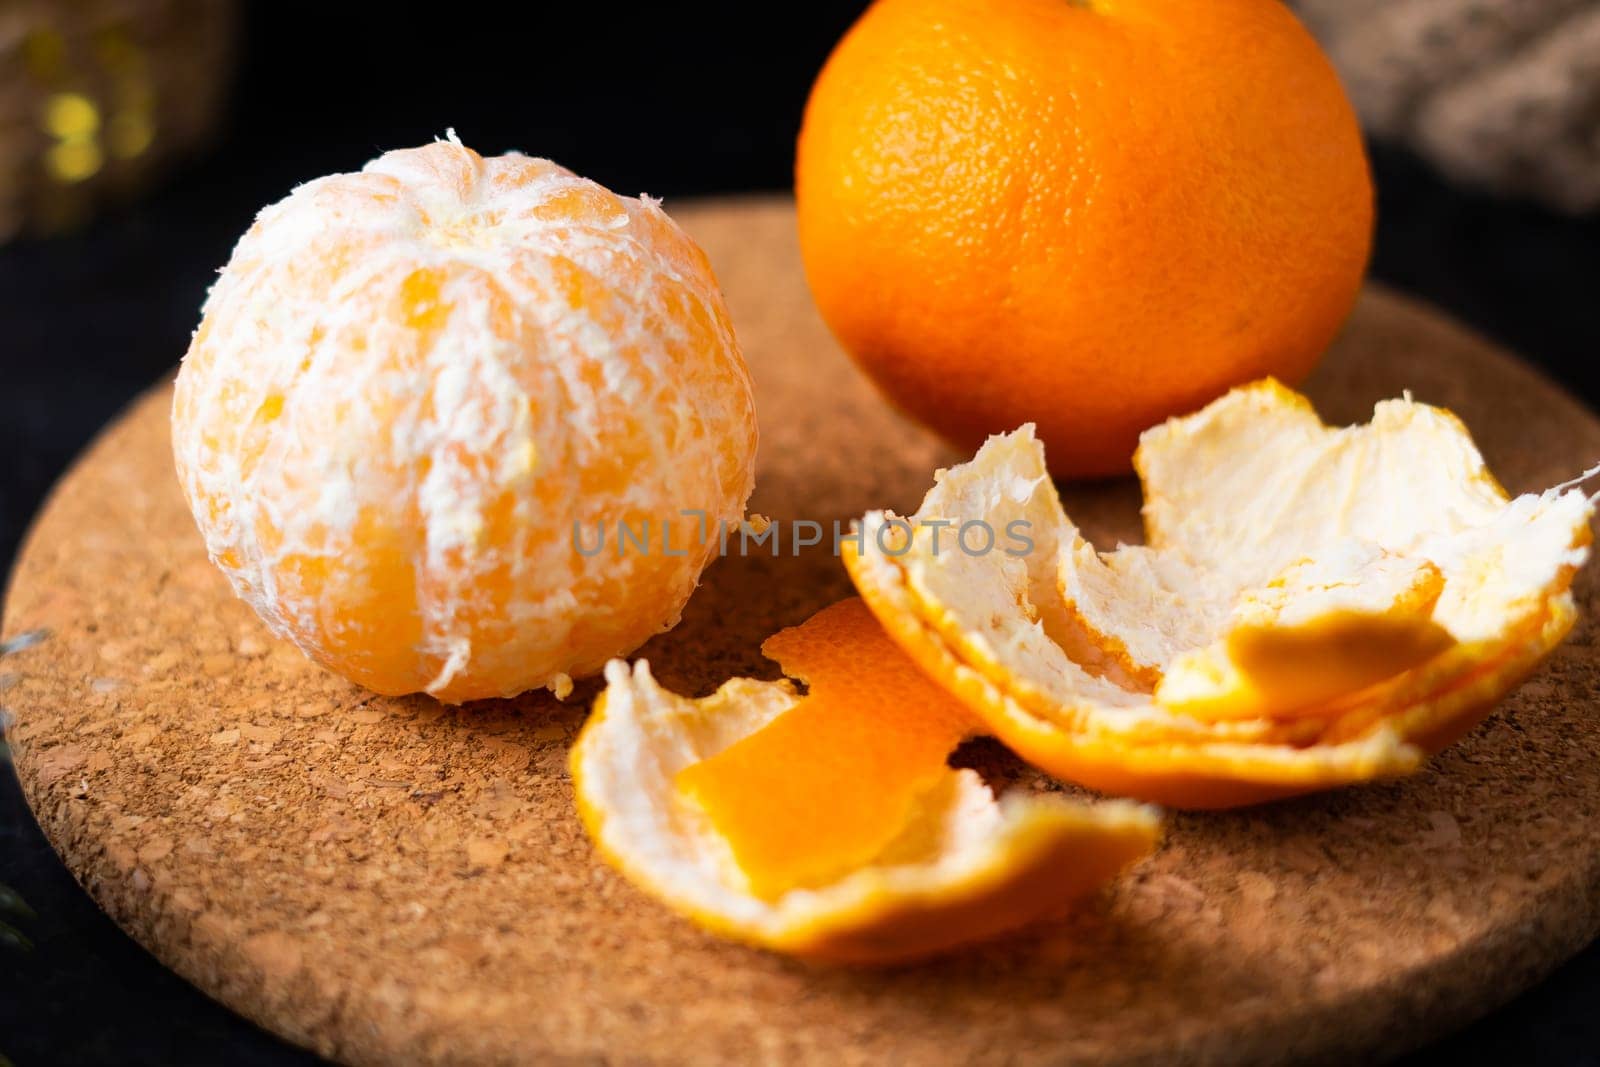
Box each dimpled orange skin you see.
[172,141,758,703]
[795,0,1374,476]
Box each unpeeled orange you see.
[796,0,1374,476]
[172,137,758,703]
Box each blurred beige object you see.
[1293,0,1600,213]
[0,0,236,242]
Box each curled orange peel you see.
[1155,547,1457,721]
[673,600,978,899]
[570,599,1160,964]
[844,379,1592,809]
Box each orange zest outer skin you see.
[674,599,977,898]
[1162,611,1457,723]
[780,804,1158,965]
[574,700,1160,964]
[569,598,1162,964]
[796,0,1372,475]
[844,538,1579,809]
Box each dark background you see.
[3,3,1599,1064]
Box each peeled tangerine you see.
[172,137,757,702]
[571,598,1159,964]
[846,380,1594,809]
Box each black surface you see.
[3,2,1600,1064]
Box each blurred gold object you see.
[0,0,236,241]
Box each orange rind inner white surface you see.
[571,599,1160,963]
[1155,545,1457,721]
[172,136,757,703]
[845,380,1593,808]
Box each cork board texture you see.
[4,198,1600,1066]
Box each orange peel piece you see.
[571,599,1160,963]
[845,380,1592,808]
[674,599,977,898]
[1155,546,1457,720]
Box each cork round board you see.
[4,197,1600,1066]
